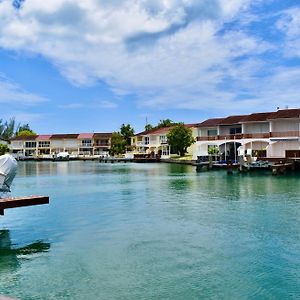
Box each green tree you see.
[167,124,195,157]
[157,119,177,129]
[145,124,153,131]
[0,144,9,155]
[16,124,36,136]
[1,118,19,140]
[120,124,134,146]
[208,145,219,155]
[110,132,126,156]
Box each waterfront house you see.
[131,124,199,159]
[50,134,79,156]
[93,133,112,156]
[193,108,300,160]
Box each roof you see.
[11,135,38,141]
[36,135,52,141]
[268,109,300,120]
[50,134,79,139]
[93,133,112,138]
[241,112,274,122]
[135,124,198,136]
[197,118,225,127]
[218,115,248,125]
[78,133,94,139]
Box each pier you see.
[0,196,49,215]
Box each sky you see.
[0,0,300,134]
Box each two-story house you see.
[131,124,198,159]
[193,108,300,160]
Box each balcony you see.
[81,143,92,147]
[197,131,300,141]
[270,131,299,138]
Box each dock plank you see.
[0,196,49,215]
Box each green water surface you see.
[0,161,300,299]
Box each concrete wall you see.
[271,120,299,132]
[267,140,300,158]
[243,122,269,134]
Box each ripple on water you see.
[0,161,300,299]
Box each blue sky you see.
[0,0,300,134]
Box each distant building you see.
[10,133,112,158]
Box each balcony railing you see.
[270,131,299,138]
[94,143,110,147]
[197,131,300,141]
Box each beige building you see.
[10,132,112,158]
[130,124,199,159]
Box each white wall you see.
[243,122,269,134]
[10,140,23,149]
[267,140,300,158]
[51,140,64,148]
[64,139,79,149]
[271,120,299,132]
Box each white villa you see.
[130,124,199,159]
[10,133,112,158]
[193,108,300,161]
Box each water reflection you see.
[0,230,50,273]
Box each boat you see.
[0,154,18,198]
[54,152,70,161]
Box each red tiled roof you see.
[78,133,93,139]
[36,135,52,140]
[197,118,225,127]
[50,134,79,139]
[135,124,197,136]
[241,112,274,122]
[268,109,300,120]
[218,115,248,125]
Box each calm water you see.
[0,161,300,299]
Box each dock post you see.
[227,160,233,175]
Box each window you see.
[38,141,50,148]
[159,135,167,144]
[229,127,242,134]
[162,147,169,156]
[82,139,92,147]
[25,141,36,148]
[144,137,150,145]
[208,129,218,136]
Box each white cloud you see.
[0,74,47,105]
[0,0,296,113]
[277,7,300,58]
[58,100,117,109]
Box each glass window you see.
[38,141,50,148]
[229,127,242,134]
[208,129,218,136]
[159,136,167,143]
[82,139,92,147]
[25,141,36,148]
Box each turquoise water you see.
[0,161,300,299]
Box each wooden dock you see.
[0,196,49,215]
